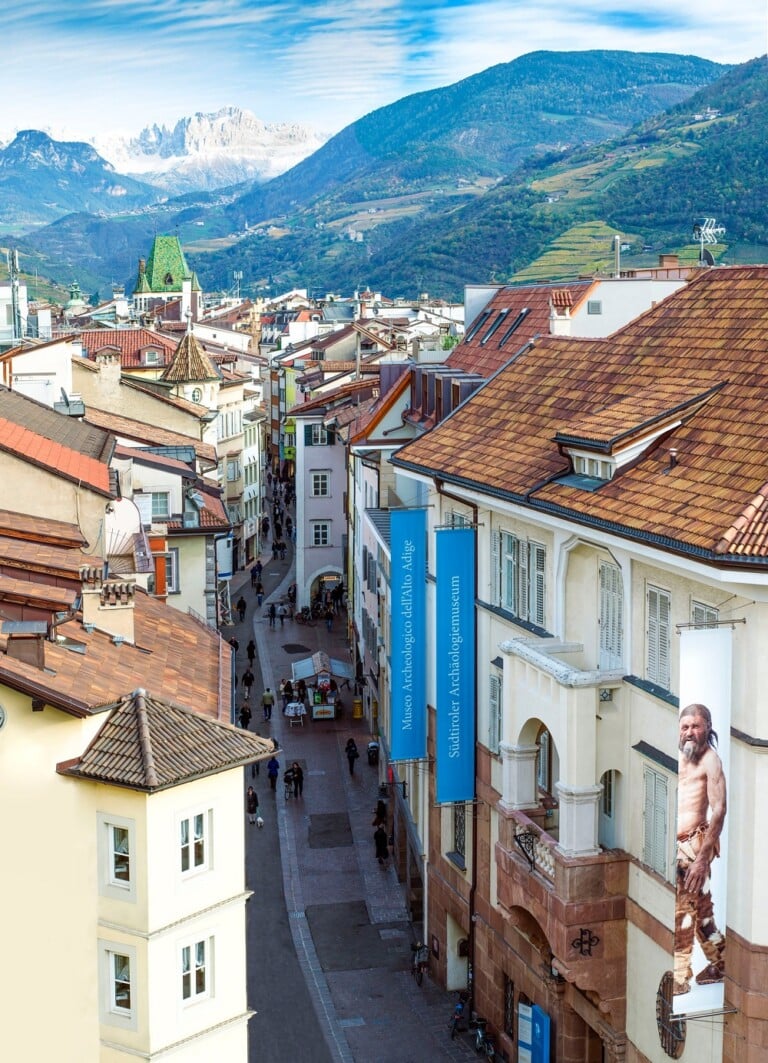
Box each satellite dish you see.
[702,248,715,267]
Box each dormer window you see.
[572,455,614,481]
[143,349,160,366]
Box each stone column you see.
[498,743,540,811]
[555,782,602,856]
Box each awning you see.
[291,650,354,683]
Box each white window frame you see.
[646,584,671,689]
[99,940,138,1030]
[151,491,171,519]
[642,764,669,878]
[179,811,211,876]
[537,727,552,793]
[226,459,241,482]
[494,531,546,627]
[311,423,328,446]
[97,813,137,902]
[311,520,330,547]
[181,937,212,1004]
[163,547,180,595]
[310,470,331,497]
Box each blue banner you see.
[517,1003,550,1063]
[435,527,476,803]
[389,509,427,760]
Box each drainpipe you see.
[435,478,480,1008]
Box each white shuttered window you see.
[599,561,624,669]
[642,765,668,876]
[493,530,546,627]
[488,673,502,753]
[646,584,671,688]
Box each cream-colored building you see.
[0,525,272,1061]
[386,266,768,1062]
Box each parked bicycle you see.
[410,942,429,985]
[469,1017,496,1059]
[448,992,468,1039]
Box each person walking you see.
[267,755,280,791]
[325,606,334,632]
[246,639,256,665]
[239,703,252,730]
[256,582,264,607]
[268,602,277,628]
[374,824,389,866]
[241,667,255,700]
[345,738,359,776]
[261,687,275,721]
[246,786,259,825]
[228,636,239,654]
[282,679,294,710]
[236,596,247,622]
[291,761,304,798]
[277,602,287,627]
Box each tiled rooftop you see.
[79,328,176,368]
[393,266,768,561]
[59,688,274,792]
[161,331,219,383]
[83,406,218,467]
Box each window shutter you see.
[643,766,668,874]
[490,531,501,606]
[327,428,336,445]
[657,589,671,688]
[599,561,623,669]
[692,601,718,626]
[516,538,529,619]
[530,543,546,627]
[304,424,313,446]
[489,673,501,752]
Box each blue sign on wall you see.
[517,1002,551,1063]
[389,509,427,760]
[435,527,476,803]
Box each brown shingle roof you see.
[0,386,113,461]
[59,688,274,791]
[161,331,219,383]
[83,406,217,467]
[0,415,112,496]
[393,266,768,562]
[0,509,86,548]
[447,282,589,378]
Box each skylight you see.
[480,310,509,345]
[498,307,530,347]
[464,310,492,342]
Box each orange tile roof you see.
[0,416,112,495]
[80,328,176,368]
[0,571,79,610]
[0,534,92,578]
[0,509,86,548]
[393,266,768,563]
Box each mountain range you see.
[5,50,766,302]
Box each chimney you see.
[658,254,679,268]
[80,566,136,644]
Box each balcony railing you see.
[512,812,557,881]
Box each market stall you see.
[291,650,354,720]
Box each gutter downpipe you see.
[436,477,480,1008]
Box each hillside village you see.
[1,233,768,1061]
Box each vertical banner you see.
[517,1002,550,1063]
[389,509,427,760]
[435,527,476,803]
[674,627,731,1016]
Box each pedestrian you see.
[254,560,263,580]
[250,564,258,587]
[247,639,256,665]
[268,602,276,628]
[261,687,275,720]
[256,582,264,607]
[291,761,304,798]
[267,755,280,791]
[228,636,239,654]
[272,540,279,561]
[246,786,259,824]
[267,471,273,488]
[374,824,389,866]
[278,602,287,627]
[261,517,270,538]
[325,606,334,632]
[236,596,247,622]
[279,539,287,561]
[345,737,359,776]
[372,800,387,827]
[274,522,283,540]
[286,516,293,538]
[297,678,307,703]
[239,703,252,730]
[241,667,255,700]
[282,679,294,709]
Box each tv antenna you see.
[692,217,725,266]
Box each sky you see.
[3,0,766,143]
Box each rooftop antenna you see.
[692,217,725,266]
[233,270,243,300]
[7,249,22,340]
